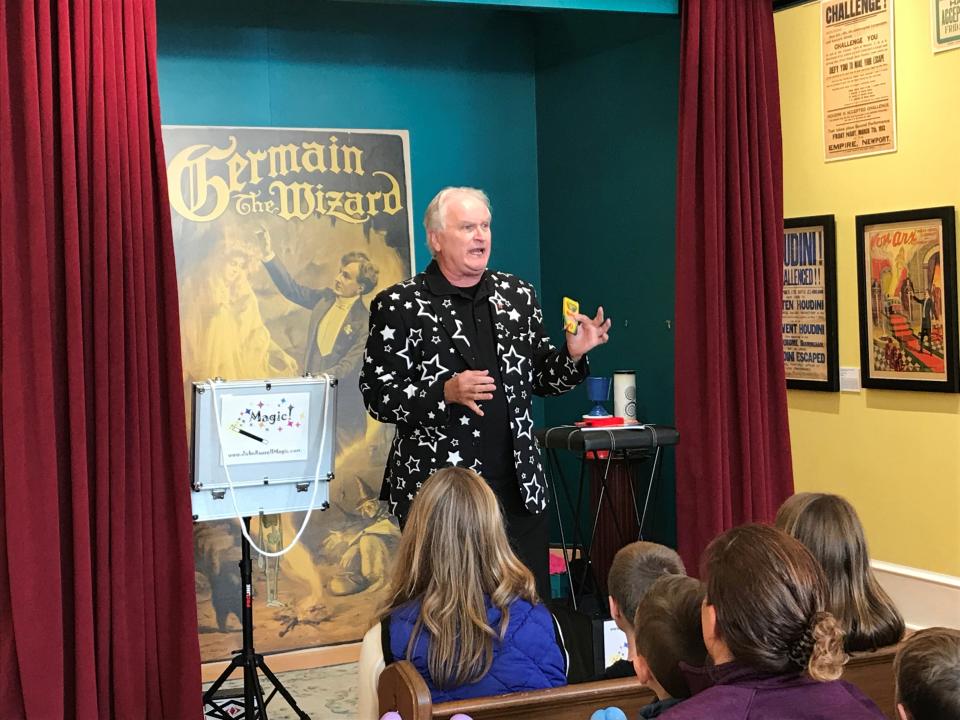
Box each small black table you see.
[537,424,679,609]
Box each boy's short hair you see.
[895,627,960,719]
[633,574,707,699]
[607,542,685,629]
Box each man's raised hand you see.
[565,306,612,362]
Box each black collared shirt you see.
[424,260,514,486]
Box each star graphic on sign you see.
[447,450,462,466]
[515,408,534,440]
[459,416,470,426]
[420,354,448,384]
[507,308,521,323]
[405,457,420,474]
[380,325,396,341]
[502,345,526,376]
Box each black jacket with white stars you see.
[360,264,588,521]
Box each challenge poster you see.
[163,126,411,661]
[821,0,896,161]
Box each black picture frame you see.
[783,215,839,392]
[855,206,959,392]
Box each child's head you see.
[607,542,685,636]
[895,627,960,720]
[775,492,904,651]
[700,524,846,682]
[632,574,707,700]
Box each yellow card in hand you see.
[563,296,580,333]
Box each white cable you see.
[207,376,331,557]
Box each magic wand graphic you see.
[229,421,268,445]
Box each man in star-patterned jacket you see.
[360,187,610,595]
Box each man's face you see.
[334,261,363,298]
[429,193,491,285]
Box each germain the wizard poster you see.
[163,126,412,661]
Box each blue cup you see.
[585,376,612,417]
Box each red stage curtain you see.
[674,0,794,572]
[0,1,201,717]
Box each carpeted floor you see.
[203,662,360,719]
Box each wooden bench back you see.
[378,642,901,720]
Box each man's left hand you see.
[566,306,612,362]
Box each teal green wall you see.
[535,12,680,547]
[157,0,681,547]
[157,0,543,282]
[351,0,677,12]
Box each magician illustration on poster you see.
[163,126,412,661]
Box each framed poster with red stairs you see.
[856,206,959,392]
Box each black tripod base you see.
[202,649,310,720]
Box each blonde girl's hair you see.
[382,467,537,688]
[775,493,905,652]
[703,524,847,682]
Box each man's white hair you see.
[423,187,491,256]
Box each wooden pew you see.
[377,662,656,720]
[845,642,900,720]
[378,642,902,720]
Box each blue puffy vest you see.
[387,596,567,702]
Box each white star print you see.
[451,318,471,347]
[472,429,481,438]
[502,345,526,376]
[459,416,470,426]
[470,458,483,473]
[416,298,437,323]
[417,426,446,452]
[447,450,462,466]
[404,383,418,399]
[394,406,410,423]
[522,476,543,507]
[380,325,396,341]
[405,457,420,474]
[420,354,448,384]
[515,408,534,440]
[390,292,400,301]
[507,308,521,323]
[489,290,509,315]
[397,339,414,369]
[409,328,423,345]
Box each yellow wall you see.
[775,2,960,577]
